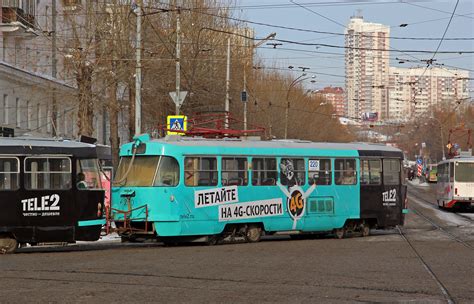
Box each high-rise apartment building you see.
[388,67,469,121]
[345,15,390,121]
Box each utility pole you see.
[243,32,276,132]
[175,8,181,115]
[51,0,57,136]
[135,0,142,136]
[225,38,231,129]
[169,8,187,115]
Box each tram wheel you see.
[334,228,345,239]
[206,235,219,246]
[0,236,18,254]
[361,224,370,237]
[245,225,262,243]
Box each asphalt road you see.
[1,182,473,303]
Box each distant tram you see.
[436,157,474,209]
[0,137,106,253]
[112,135,407,244]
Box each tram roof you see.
[0,136,98,157]
[438,156,474,164]
[146,136,402,154]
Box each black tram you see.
[0,137,106,253]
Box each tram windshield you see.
[455,162,474,182]
[115,156,180,187]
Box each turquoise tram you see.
[112,135,407,243]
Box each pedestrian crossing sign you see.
[167,115,187,135]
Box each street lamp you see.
[284,74,316,139]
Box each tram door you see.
[74,158,105,240]
[381,159,404,227]
[360,158,384,224]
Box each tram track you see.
[396,186,474,303]
[396,227,456,304]
[408,187,473,250]
[408,184,474,224]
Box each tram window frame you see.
[360,159,381,185]
[308,158,332,186]
[0,157,20,191]
[184,157,218,187]
[251,158,277,186]
[153,156,180,187]
[280,158,306,186]
[24,156,72,190]
[76,158,103,190]
[335,159,357,185]
[221,157,248,186]
[438,163,448,183]
[383,159,400,185]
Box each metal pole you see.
[243,70,247,132]
[225,38,231,129]
[175,8,181,115]
[51,0,57,137]
[135,1,142,136]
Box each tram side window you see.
[455,162,474,182]
[185,157,217,186]
[222,157,248,186]
[77,159,102,190]
[335,159,357,185]
[252,158,277,186]
[25,157,71,190]
[0,158,19,191]
[360,159,381,185]
[383,159,400,185]
[154,156,180,187]
[279,158,305,186]
[308,159,332,185]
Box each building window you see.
[1,94,7,124]
[15,97,20,128]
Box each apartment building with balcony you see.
[345,15,390,121]
[388,67,470,122]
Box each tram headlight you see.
[97,202,103,217]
